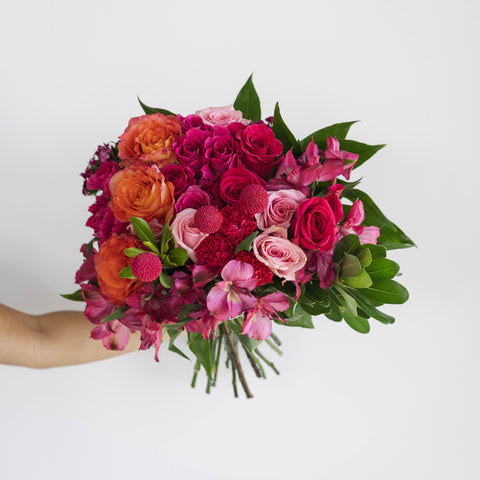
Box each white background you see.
[1,0,479,479]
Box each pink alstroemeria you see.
[338,199,380,245]
[242,292,290,340]
[324,137,359,180]
[91,320,130,351]
[206,260,258,322]
[81,284,115,323]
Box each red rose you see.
[293,197,337,251]
[240,124,283,177]
[217,167,266,206]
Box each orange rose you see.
[94,234,143,306]
[109,164,175,223]
[118,113,183,168]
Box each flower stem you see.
[212,331,223,387]
[254,348,280,375]
[221,323,253,399]
[242,345,263,378]
[191,359,201,389]
[265,338,283,356]
[270,332,282,346]
[228,351,238,398]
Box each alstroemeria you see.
[338,199,380,245]
[206,260,258,322]
[90,320,130,351]
[242,292,290,340]
[324,136,359,180]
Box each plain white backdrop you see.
[1,0,479,479]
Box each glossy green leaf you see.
[357,248,372,268]
[333,234,361,263]
[233,74,261,122]
[343,268,373,289]
[60,290,84,302]
[299,302,330,317]
[362,280,409,304]
[188,332,213,378]
[362,243,387,260]
[130,217,157,246]
[165,247,188,267]
[234,231,259,253]
[100,308,127,323]
[339,139,386,169]
[137,97,175,116]
[304,282,330,306]
[338,298,370,333]
[325,299,342,322]
[366,258,400,282]
[159,271,173,289]
[342,189,415,250]
[348,290,395,325]
[178,304,199,323]
[143,241,160,254]
[279,303,315,328]
[272,102,298,154]
[124,247,147,258]
[119,266,135,279]
[160,218,175,254]
[341,253,362,278]
[299,121,358,151]
[167,329,190,360]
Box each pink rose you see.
[195,105,249,126]
[241,124,283,177]
[170,208,209,262]
[205,125,243,173]
[293,197,337,252]
[217,167,266,206]
[253,226,307,281]
[255,189,306,230]
[173,128,211,171]
[175,185,213,212]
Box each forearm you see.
[0,304,140,368]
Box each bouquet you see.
[63,76,414,397]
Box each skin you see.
[0,303,140,369]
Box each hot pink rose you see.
[255,189,306,230]
[293,197,337,252]
[217,167,266,206]
[161,163,195,198]
[253,226,307,281]
[175,185,213,212]
[170,208,209,262]
[195,105,249,126]
[173,128,211,171]
[241,124,283,177]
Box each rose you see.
[181,114,212,131]
[94,234,143,306]
[195,105,249,126]
[118,113,183,167]
[205,126,243,173]
[175,185,213,212]
[217,167,266,206]
[241,123,283,177]
[173,128,211,171]
[170,208,209,262]
[253,226,307,281]
[161,163,195,198]
[108,164,175,223]
[293,197,337,251]
[256,189,306,230]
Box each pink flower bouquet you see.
[64,76,414,397]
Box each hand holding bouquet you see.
[64,76,414,397]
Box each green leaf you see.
[341,253,362,278]
[124,247,147,258]
[338,297,370,333]
[137,96,175,116]
[362,280,409,304]
[333,234,361,263]
[348,290,395,325]
[336,287,358,316]
[325,298,342,322]
[339,140,386,170]
[178,304,199,323]
[165,247,188,267]
[160,218,175,254]
[272,102,298,154]
[233,74,261,122]
[159,271,174,289]
[234,231,259,253]
[278,303,315,328]
[60,290,84,302]
[304,282,330,306]
[363,243,387,260]
[357,248,372,268]
[366,258,400,282]
[130,217,157,246]
[298,302,330,317]
[100,308,127,323]
[119,266,135,279]
[143,241,160,254]
[229,322,263,351]
[188,332,214,378]
[299,121,358,151]
[342,189,416,250]
[167,329,190,360]
[343,269,373,289]
[84,238,97,257]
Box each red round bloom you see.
[234,250,273,286]
[195,233,235,267]
[293,197,337,251]
[220,206,257,244]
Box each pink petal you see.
[206,285,230,321]
[242,310,272,340]
[261,292,290,312]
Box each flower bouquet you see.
[63,76,414,397]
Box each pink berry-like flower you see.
[239,184,269,214]
[194,206,224,234]
[131,252,162,282]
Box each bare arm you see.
[0,303,140,369]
